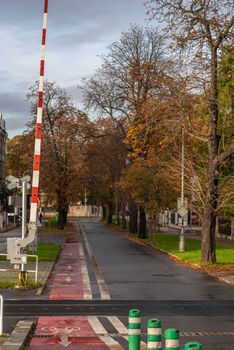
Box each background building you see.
[0,113,7,230]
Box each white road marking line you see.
[79,244,92,300]
[107,316,146,348]
[81,224,110,300]
[88,316,124,349]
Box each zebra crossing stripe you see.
[88,316,124,349]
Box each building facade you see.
[0,113,7,184]
[0,113,7,229]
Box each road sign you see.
[178,206,188,218]
[6,175,18,189]
[20,175,31,183]
[177,197,188,211]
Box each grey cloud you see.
[66,85,83,102]
[1,0,145,31]
[1,0,146,137]
[5,115,28,136]
[0,93,28,114]
[0,92,30,137]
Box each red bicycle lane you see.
[29,228,112,349]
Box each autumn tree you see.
[27,81,90,229]
[145,0,234,262]
[83,25,170,235]
[6,134,34,178]
[83,118,127,224]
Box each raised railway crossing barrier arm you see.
[7,0,49,282]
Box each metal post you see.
[35,255,38,283]
[19,180,27,285]
[22,180,27,240]
[115,186,118,225]
[0,295,3,335]
[128,309,141,350]
[84,187,87,216]
[179,127,186,252]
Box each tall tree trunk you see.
[121,200,127,230]
[201,48,220,263]
[57,191,68,230]
[58,207,67,230]
[102,205,106,220]
[129,201,138,234]
[107,202,113,224]
[138,205,147,239]
[201,167,218,262]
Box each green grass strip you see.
[0,243,60,262]
[141,233,234,265]
[27,243,61,262]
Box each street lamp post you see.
[21,179,27,273]
[179,127,186,252]
[84,187,87,216]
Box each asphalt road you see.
[77,217,234,349]
[79,218,234,301]
[4,299,234,317]
[2,217,234,349]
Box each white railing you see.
[0,254,38,283]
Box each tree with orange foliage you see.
[145,0,234,262]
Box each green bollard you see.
[128,309,141,350]
[184,342,203,349]
[147,318,162,349]
[164,328,180,350]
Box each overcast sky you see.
[0,0,148,138]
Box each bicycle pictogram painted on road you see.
[41,326,81,335]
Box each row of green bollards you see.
[128,309,203,350]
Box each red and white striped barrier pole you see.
[17,0,49,251]
[30,0,48,225]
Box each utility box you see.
[7,237,27,264]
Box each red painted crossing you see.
[29,316,110,349]
[49,242,83,300]
[29,226,112,349]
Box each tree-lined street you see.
[0,0,233,349]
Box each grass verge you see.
[140,234,234,265]
[29,243,61,261]
[0,243,60,288]
[133,233,234,275]
[104,222,234,277]
[0,280,42,289]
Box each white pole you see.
[21,180,27,272]
[179,127,186,252]
[84,187,87,216]
[22,180,27,240]
[115,186,118,225]
[35,255,38,283]
[0,295,3,335]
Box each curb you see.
[2,320,34,350]
[36,261,54,296]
